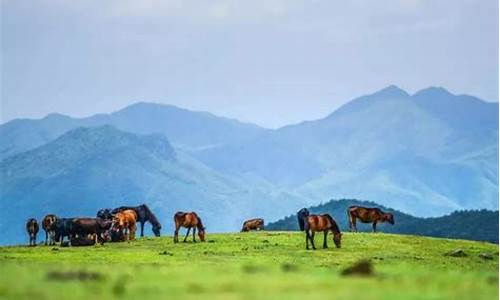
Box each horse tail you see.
[324,214,341,234]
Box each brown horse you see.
[241,218,264,232]
[173,212,205,243]
[42,214,57,245]
[113,210,137,240]
[26,218,39,246]
[347,206,394,232]
[303,214,342,250]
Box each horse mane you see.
[193,213,205,231]
[297,208,310,231]
[323,214,341,234]
[140,204,161,228]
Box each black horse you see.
[111,204,161,237]
[96,208,113,220]
[297,208,310,231]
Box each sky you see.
[1,0,498,128]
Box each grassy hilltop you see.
[0,232,498,300]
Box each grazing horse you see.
[42,214,58,245]
[111,204,162,237]
[113,210,138,241]
[26,218,39,246]
[302,214,342,250]
[173,212,205,243]
[297,208,310,231]
[72,218,112,244]
[347,206,395,232]
[241,218,265,232]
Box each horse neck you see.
[328,218,341,234]
[196,216,204,231]
[143,205,160,227]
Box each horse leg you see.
[305,231,310,250]
[192,227,196,243]
[353,218,358,232]
[310,232,316,250]
[140,222,144,237]
[130,224,136,240]
[45,231,48,245]
[183,228,191,242]
[372,222,377,233]
[323,230,328,248]
[174,225,179,243]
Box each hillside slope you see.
[266,199,499,243]
[0,233,497,300]
[0,126,301,244]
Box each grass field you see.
[0,232,498,300]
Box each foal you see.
[173,212,205,243]
[113,210,138,241]
[303,214,342,250]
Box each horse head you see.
[384,213,395,225]
[152,224,161,237]
[297,208,310,231]
[198,227,206,242]
[113,215,125,229]
[333,232,342,248]
[97,208,113,221]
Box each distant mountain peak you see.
[371,85,410,98]
[413,86,453,98]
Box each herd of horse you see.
[25,204,395,250]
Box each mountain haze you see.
[0,86,497,244]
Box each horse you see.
[112,210,138,241]
[241,218,265,232]
[297,208,310,231]
[347,206,394,232]
[71,218,112,244]
[173,212,205,243]
[109,226,126,242]
[26,218,39,246]
[111,204,161,237]
[96,209,113,221]
[42,214,58,245]
[302,214,342,250]
[52,218,75,246]
[70,235,97,247]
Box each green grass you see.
[0,232,497,300]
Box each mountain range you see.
[0,85,497,244]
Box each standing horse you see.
[347,206,394,232]
[96,209,113,221]
[173,212,205,243]
[112,204,162,237]
[241,218,264,232]
[302,214,342,250]
[113,210,137,241]
[297,208,310,231]
[26,218,39,246]
[42,214,57,245]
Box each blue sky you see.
[1,0,498,128]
